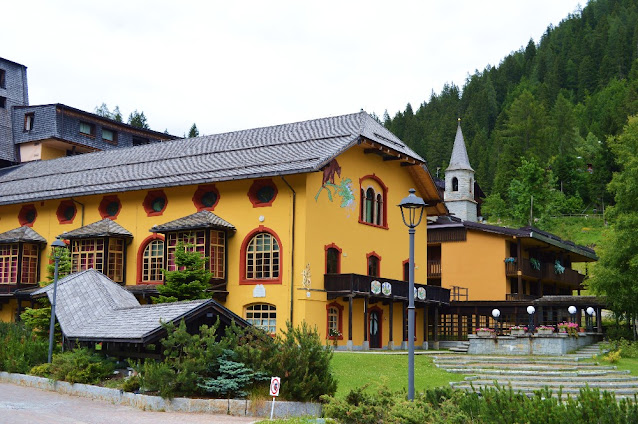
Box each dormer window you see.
[102,128,117,144]
[0,69,5,89]
[24,113,34,131]
[79,121,95,137]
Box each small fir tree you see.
[127,110,150,129]
[154,242,211,303]
[197,349,267,398]
[187,123,199,138]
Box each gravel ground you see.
[0,382,259,424]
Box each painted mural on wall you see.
[314,159,355,209]
[302,263,312,289]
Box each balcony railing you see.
[0,283,38,295]
[324,273,450,305]
[427,260,441,278]
[506,293,539,301]
[505,258,584,286]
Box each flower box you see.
[476,329,494,337]
[537,328,554,336]
[510,329,526,336]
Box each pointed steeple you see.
[446,119,473,172]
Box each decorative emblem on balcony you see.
[382,282,392,296]
[417,287,426,300]
[253,284,266,298]
[371,280,381,294]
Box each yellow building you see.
[427,122,600,342]
[0,112,449,350]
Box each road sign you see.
[269,377,281,397]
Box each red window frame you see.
[136,234,165,284]
[366,251,381,277]
[239,226,283,285]
[98,195,122,220]
[324,243,342,274]
[358,174,388,229]
[326,302,344,340]
[56,200,77,225]
[18,204,37,227]
[143,190,168,217]
[192,184,221,211]
[247,179,278,208]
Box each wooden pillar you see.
[434,305,439,342]
[389,300,394,344]
[363,297,368,342]
[456,307,462,340]
[596,307,603,334]
[402,301,407,342]
[423,304,428,342]
[348,296,353,342]
[517,238,523,296]
[16,299,22,321]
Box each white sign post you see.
[269,376,281,419]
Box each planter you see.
[476,331,493,337]
[510,329,526,336]
[537,328,554,336]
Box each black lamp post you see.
[492,308,501,335]
[398,188,426,401]
[568,305,577,325]
[586,307,595,332]
[527,306,535,334]
[48,238,67,364]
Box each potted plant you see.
[328,328,342,348]
[536,325,554,335]
[567,322,579,336]
[557,322,569,334]
[475,328,494,337]
[509,325,527,336]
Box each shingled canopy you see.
[32,269,248,357]
[59,218,133,239]
[150,210,236,233]
[0,111,446,215]
[0,226,47,244]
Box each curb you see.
[0,372,322,418]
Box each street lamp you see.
[568,305,577,325]
[398,188,426,402]
[492,308,501,335]
[527,306,536,334]
[586,307,595,332]
[48,237,67,364]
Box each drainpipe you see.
[281,176,296,325]
[71,198,85,226]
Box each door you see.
[369,309,382,348]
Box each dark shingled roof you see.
[0,226,47,244]
[0,111,425,206]
[60,218,133,239]
[32,269,248,343]
[150,210,236,233]
[428,216,597,260]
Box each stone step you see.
[455,380,638,389]
[443,368,630,377]
[435,359,603,366]
[451,383,638,397]
[463,374,638,382]
[433,355,587,362]
[438,364,618,372]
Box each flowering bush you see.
[537,325,554,330]
[475,328,494,333]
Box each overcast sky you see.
[4,1,583,137]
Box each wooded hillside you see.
[384,0,638,225]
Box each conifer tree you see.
[155,242,211,303]
[188,123,199,138]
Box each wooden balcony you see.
[0,283,38,295]
[324,273,450,305]
[505,259,584,286]
[506,293,539,301]
[427,260,441,278]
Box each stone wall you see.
[467,333,602,355]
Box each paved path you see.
[434,342,638,399]
[0,382,257,424]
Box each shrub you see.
[269,321,337,402]
[0,322,49,373]
[138,360,176,398]
[47,348,116,384]
[197,349,268,398]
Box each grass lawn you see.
[610,357,638,375]
[330,352,464,398]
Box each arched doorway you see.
[369,307,383,348]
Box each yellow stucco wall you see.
[440,230,508,301]
[0,144,431,344]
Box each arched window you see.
[452,177,459,192]
[245,303,276,334]
[367,252,381,277]
[326,302,344,340]
[359,175,388,228]
[138,236,165,284]
[241,227,282,283]
[325,243,342,274]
